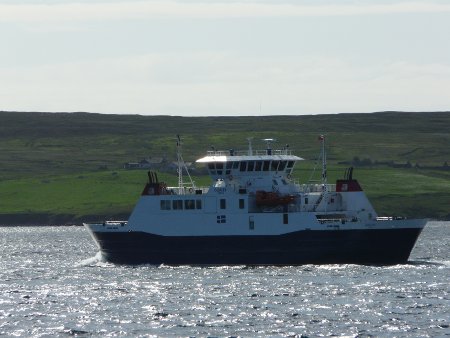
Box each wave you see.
[75,251,105,267]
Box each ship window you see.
[217,215,226,223]
[305,197,308,204]
[249,216,255,230]
[263,161,271,171]
[226,162,232,174]
[196,200,202,209]
[173,200,183,210]
[220,198,226,209]
[247,161,255,171]
[216,162,223,175]
[160,200,171,210]
[184,200,195,210]
[233,162,239,169]
[208,162,216,175]
[271,160,280,171]
[283,213,288,224]
[239,199,245,209]
[255,161,262,171]
[278,161,287,171]
[240,161,247,172]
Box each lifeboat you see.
[255,190,296,206]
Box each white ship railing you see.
[167,186,210,195]
[206,149,293,156]
[294,183,336,193]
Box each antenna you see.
[319,135,327,191]
[262,138,276,155]
[247,137,254,156]
[176,134,183,190]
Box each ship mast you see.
[176,134,183,190]
[176,134,196,194]
[319,134,327,192]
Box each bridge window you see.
[233,162,239,169]
[220,198,226,209]
[226,162,232,175]
[263,161,271,171]
[278,161,287,171]
[196,200,202,209]
[271,160,280,171]
[247,161,255,171]
[216,162,223,175]
[286,161,295,174]
[208,163,216,175]
[255,161,262,171]
[240,161,247,172]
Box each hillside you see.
[0,111,449,223]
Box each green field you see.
[0,167,448,224]
[0,111,449,224]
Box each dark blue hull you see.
[91,228,424,265]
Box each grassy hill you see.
[0,111,449,224]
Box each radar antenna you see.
[262,138,276,155]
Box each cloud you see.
[1,52,449,115]
[1,1,450,23]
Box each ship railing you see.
[167,186,210,195]
[376,216,406,221]
[206,149,293,156]
[294,183,336,193]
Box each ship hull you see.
[88,227,424,265]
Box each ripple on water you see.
[0,222,449,337]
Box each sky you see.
[1,0,450,116]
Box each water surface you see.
[0,222,449,337]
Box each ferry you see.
[84,136,427,265]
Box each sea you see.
[0,222,449,337]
